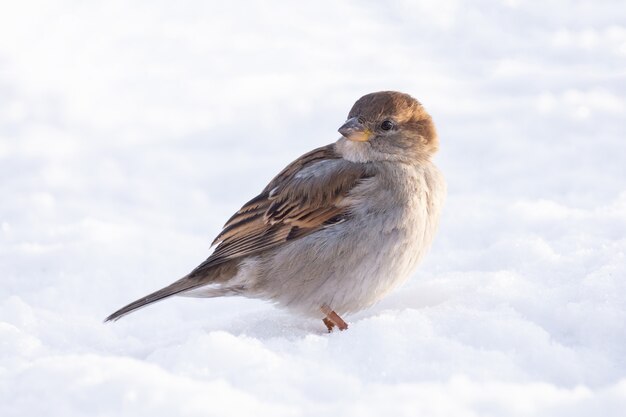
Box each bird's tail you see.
[104,278,199,322]
[104,260,238,322]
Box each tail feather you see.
[104,260,239,322]
[104,278,198,322]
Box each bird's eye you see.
[380,120,394,131]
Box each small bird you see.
[105,91,446,331]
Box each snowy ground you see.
[2,1,626,416]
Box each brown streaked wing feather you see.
[262,145,341,193]
[190,144,373,277]
[211,145,338,245]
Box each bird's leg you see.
[321,305,348,331]
[322,317,336,333]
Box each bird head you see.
[337,91,438,163]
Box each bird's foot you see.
[322,317,336,332]
[321,305,348,332]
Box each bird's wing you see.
[189,144,374,276]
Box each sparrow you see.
[105,91,446,332]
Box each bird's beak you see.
[338,117,372,142]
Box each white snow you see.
[2,1,626,416]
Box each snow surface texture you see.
[1,1,626,416]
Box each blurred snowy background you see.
[1,0,626,416]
